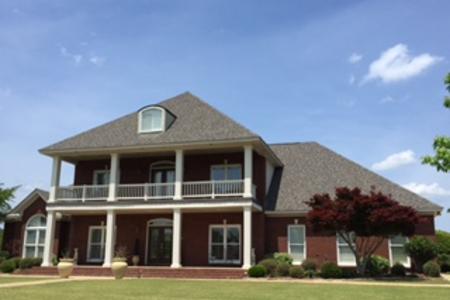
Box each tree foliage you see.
[306,187,420,275]
[423,73,450,172]
[0,183,18,222]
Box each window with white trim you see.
[23,215,46,258]
[93,170,110,185]
[337,233,356,266]
[209,225,241,264]
[87,226,106,262]
[139,107,165,133]
[390,236,410,267]
[288,225,306,264]
[211,164,242,181]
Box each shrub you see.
[437,254,450,273]
[423,261,441,277]
[289,266,305,278]
[19,258,35,269]
[274,252,293,265]
[405,237,438,272]
[391,263,406,277]
[276,262,290,277]
[304,269,316,278]
[0,250,9,259]
[436,230,450,255]
[0,259,16,273]
[248,265,267,278]
[366,256,390,277]
[301,259,317,271]
[258,258,278,277]
[320,262,343,279]
[341,268,357,278]
[31,257,43,267]
[10,257,22,269]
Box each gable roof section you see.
[40,92,260,154]
[267,142,442,214]
[6,189,49,220]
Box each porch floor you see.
[17,266,247,279]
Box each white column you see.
[42,211,56,266]
[242,206,252,269]
[174,149,184,200]
[107,153,120,202]
[103,210,116,267]
[48,156,61,203]
[171,208,182,268]
[243,145,253,198]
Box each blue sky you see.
[0,0,449,229]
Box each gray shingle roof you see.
[40,92,259,154]
[267,142,442,213]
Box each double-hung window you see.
[389,236,410,267]
[87,226,106,263]
[209,225,241,264]
[337,233,356,266]
[287,225,306,264]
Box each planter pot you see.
[111,258,128,279]
[132,255,140,266]
[57,258,74,278]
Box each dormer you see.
[138,106,174,133]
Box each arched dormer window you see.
[138,106,165,133]
[23,214,46,258]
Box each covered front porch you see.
[42,203,261,269]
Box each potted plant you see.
[57,250,74,278]
[131,239,140,266]
[111,246,128,279]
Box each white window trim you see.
[389,236,411,268]
[87,225,106,263]
[208,224,241,265]
[336,233,357,267]
[149,161,175,183]
[210,164,242,181]
[93,169,110,185]
[22,214,46,258]
[138,106,166,133]
[287,224,306,265]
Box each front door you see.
[151,167,175,197]
[148,226,172,265]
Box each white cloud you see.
[363,44,442,84]
[348,53,363,64]
[59,46,83,65]
[403,182,450,197]
[349,74,356,85]
[89,55,106,66]
[371,150,416,171]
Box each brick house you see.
[2,92,442,272]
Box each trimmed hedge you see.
[289,266,305,278]
[301,259,317,272]
[276,262,290,277]
[423,261,441,277]
[366,255,390,277]
[274,253,293,265]
[391,263,406,277]
[259,258,278,277]
[320,262,343,279]
[0,250,9,259]
[248,265,267,278]
[0,259,16,273]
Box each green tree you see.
[422,73,450,172]
[0,183,18,223]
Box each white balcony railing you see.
[54,180,253,202]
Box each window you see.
[337,233,356,266]
[139,107,165,133]
[93,170,110,185]
[389,236,411,267]
[209,225,241,264]
[23,215,46,258]
[288,225,306,264]
[87,226,106,262]
[211,164,242,181]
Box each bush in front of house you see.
[437,254,450,273]
[341,268,357,278]
[405,237,437,272]
[31,257,43,267]
[19,258,35,269]
[423,261,441,277]
[258,258,278,277]
[276,262,290,277]
[0,259,16,273]
[366,255,390,277]
[301,259,317,272]
[390,263,406,277]
[320,262,343,279]
[289,266,305,278]
[0,250,10,259]
[248,265,267,278]
[274,252,293,265]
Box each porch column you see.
[103,210,116,267]
[49,156,61,203]
[171,208,182,268]
[107,153,120,202]
[243,145,253,198]
[42,211,56,266]
[174,149,184,200]
[242,206,252,269]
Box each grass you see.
[0,279,449,300]
[0,276,53,284]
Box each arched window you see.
[139,107,165,133]
[23,214,46,258]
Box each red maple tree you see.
[306,187,420,275]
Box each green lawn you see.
[0,279,449,300]
[0,276,53,284]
